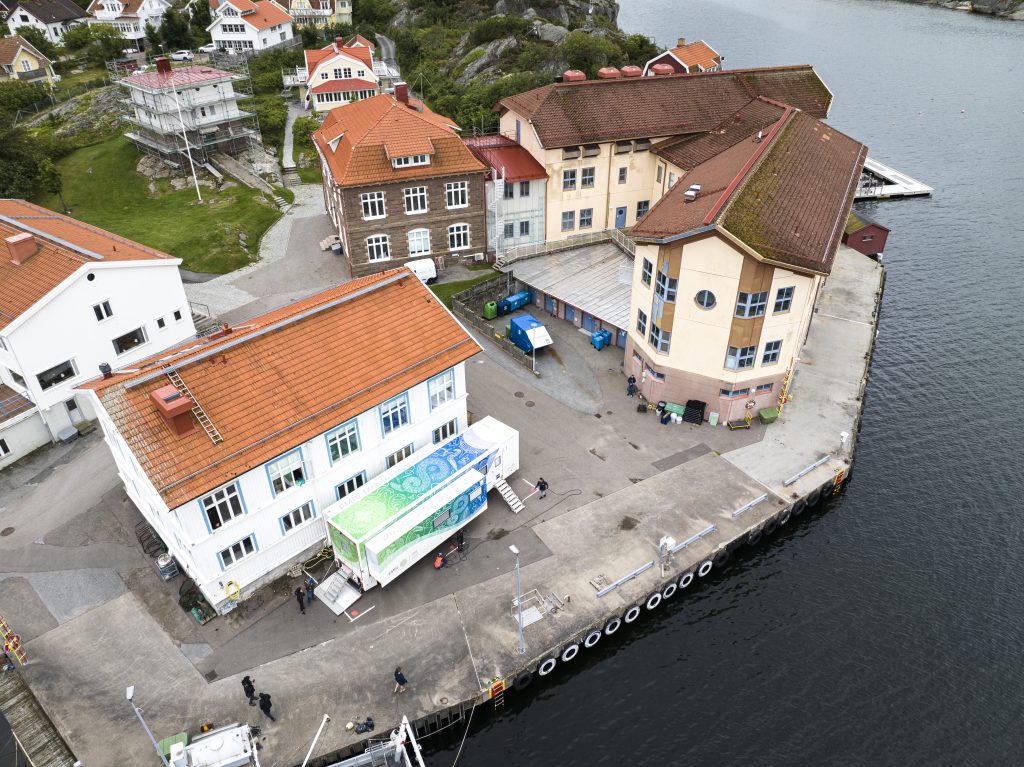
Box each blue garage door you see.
[565,305,576,322]
[545,295,554,314]
[582,314,596,332]
[616,328,627,348]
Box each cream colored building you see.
[0,34,56,86]
[495,65,834,245]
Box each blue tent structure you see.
[509,314,554,354]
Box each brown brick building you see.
[312,88,488,278]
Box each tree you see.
[37,158,69,214]
[0,124,46,199]
[559,30,623,78]
[144,21,162,50]
[621,34,659,67]
[353,0,394,35]
[0,80,44,115]
[296,25,319,48]
[61,24,97,53]
[190,0,211,33]
[14,26,59,60]
[86,26,128,66]
[159,9,192,50]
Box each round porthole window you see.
[87,273,96,282]
[695,290,716,310]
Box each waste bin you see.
[497,298,511,316]
[591,330,606,350]
[330,242,342,255]
[483,301,498,320]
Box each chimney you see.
[394,81,409,105]
[677,37,686,47]
[150,384,197,438]
[683,183,702,202]
[651,63,675,76]
[155,56,171,76]
[99,362,112,380]
[620,65,643,78]
[562,69,586,82]
[6,232,38,265]
[596,67,621,79]
[334,36,344,52]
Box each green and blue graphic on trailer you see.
[325,416,519,590]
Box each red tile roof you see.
[310,77,376,94]
[345,34,375,52]
[0,384,35,421]
[463,135,547,182]
[0,35,51,68]
[632,110,866,275]
[121,64,237,90]
[311,94,485,187]
[81,270,482,509]
[669,40,720,71]
[219,0,292,29]
[496,65,832,148]
[0,200,174,330]
[305,43,372,83]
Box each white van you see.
[406,258,437,284]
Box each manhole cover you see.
[525,401,535,407]
[0,527,13,537]
[514,391,524,398]
[204,670,218,682]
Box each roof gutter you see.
[631,223,717,245]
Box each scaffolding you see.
[109,56,263,172]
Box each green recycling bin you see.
[483,301,498,320]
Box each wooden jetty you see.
[0,670,78,767]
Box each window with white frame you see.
[267,449,306,494]
[774,286,795,313]
[618,167,628,184]
[641,258,653,286]
[380,394,409,434]
[385,444,413,469]
[636,308,647,336]
[762,340,783,365]
[218,534,256,569]
[503,183,514,200]
[581,167,595,188]
[654,267,677,302]
[725,345,757,370]
[735,291,769,318]
[112,326,147,355]
[407,228,431,256]
[336,472,366,500]
[445,181,468,208]
[433,418,457,444]
[281,502,315,534]
[561,211,575,231]
[448,223,470,250]
[201,483,244,530]
[360,191,386,219]
[503,223,514,239]
[366,234,390,261]
[403,186,427,214]
[392,154,429,168]
[562,169,576,190]
[93,301,112,321]
[649,323,670,353]
[579,208,593,228]
[429,369,455,409]
[656,164,664,183]
[326,420,359,462]
[519,180,530,196]
[519,221,530,236]
[37,359,77,390]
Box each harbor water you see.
[422,1,1024,764]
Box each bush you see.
[249,95,288,150]
[292,116,320,150]
[559,30,623,78]
[468,16,531,47]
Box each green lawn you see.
[430,272,499,308]
[297,162,321,184]
[32,136,282,274]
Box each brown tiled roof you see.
[669,40,720,71]
[0,384,34,421]
[0,34,50,68]
[0,200,175,330]
[81,270,482,509]
[633,110,866,275]
[312,94,485,188]
[219,0,291,29]
[496,65,832,148]
[464,135,547,181]
[653,97,784,170]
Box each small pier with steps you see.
[856,156,934,200]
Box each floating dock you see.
[856,157,934,200]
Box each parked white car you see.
[170,50,194,61]
[198,43,217,54]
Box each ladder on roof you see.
[166,369,223,445]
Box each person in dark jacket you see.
[294,587,305,614]
[536,478,548,499]
[241,675,256,705]
[304,576,315,607]
[393,667,408,694]
[258,692,275,721]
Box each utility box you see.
[509,314,553,354]
[483,301,498,320]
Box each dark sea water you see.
[421,1,1024,765]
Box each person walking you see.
[536,477,548,499]
[258,692,275,722]
[241,675,257,706]
[304,576,315,607]
[393,667,408,694]
[627,374,637,397]
[294,587,305,614]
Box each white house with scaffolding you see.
[118,57,258,167]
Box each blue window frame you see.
[280,501,316,535]
[762,340,783,365]
[774,286,795,313]
[265,447,306,496]
[725,345,756,370]
[380,394,409,435]
[735,291,768,318]
[217,533,257,570]
[325,419,360,464]
[719,387,750,398]
[199,481,246,532]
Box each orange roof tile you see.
[311,94,485,187]
[304,44,373,85]
[81,270,482,509]
[0,200,175,330]
[220,0,291,29]
[670,40,721,71]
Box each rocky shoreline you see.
[902,0,1024,19]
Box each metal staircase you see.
[166,369,223,445]
[495,478,524,514]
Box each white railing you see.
[497,227,635,267]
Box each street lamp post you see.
[509,544,525,654]
[126,686,170,767]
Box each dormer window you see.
[392,154,429,169]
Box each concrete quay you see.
[0,247,883,766]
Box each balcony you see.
[16,68,48,82]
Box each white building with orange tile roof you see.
[0,200,196,469]
[208,0,293,53]
[301,36,379,112]
[86,0,170,51]
[77,269,481,613]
